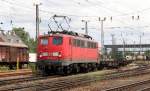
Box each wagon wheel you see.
[9,65,13,70]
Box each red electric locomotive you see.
[37,31,100,75]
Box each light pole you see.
[99,17,106,57]
[34,0,41,39]
[82,20,89,35]
[133,40,136,59]
[36,4,39,39]
[121,32,125,58]
[111,34,115,45]
[33,0,41,71]
[111,34,117,60]
[132,15,141,55]
[139,33,144,55]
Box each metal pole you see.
[16,57,19,71]
[133,41,136,60]
[99,17,106,58]
[111,34,117,59]
[101,20,104,55]
[121,32,125,58]
[139,35,142,55]
[35,3,40,73]
[85,21,88,35]
[36,4,39,39]
[123,39,125,58]
[111,34,115,45]
[82,20,89,35]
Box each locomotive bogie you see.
[37,60,99,75]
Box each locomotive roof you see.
[41,30,97,42]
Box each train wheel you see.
[36,69,45,76]
[87,64,92,72]
[57,67,63,74]
[97,63,104,70]
[93,64,98,71]
[73,64,80,74]
[9,65,13,70]
[37,66,49,76]
[9,65,15,70]
[44,66,52,76]
[80,64,89,73]
[63,66,72,75]
[85,64,90,73]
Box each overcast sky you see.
[0,0,150,45]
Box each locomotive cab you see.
[38,36,63,60]
[37,34,72,74]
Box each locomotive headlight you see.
[42,52,48,56]
[52,52,59,56]
[39,52,48,57]
[39,53,42,57]
[58,53,62,57]
[52,52,61,57]
[39,54,42,57]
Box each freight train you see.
[36,30,132,75]
[0,30,28,69]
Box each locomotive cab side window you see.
[53,37,63,45]
[80,40,85,48]
[77,40,80,47]
[41,38,48,45]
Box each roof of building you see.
[0,30,28,48]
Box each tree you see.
[12,27,36,53]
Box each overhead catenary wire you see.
[0,1,150,36]
[1,0,150,19]
[1,0,150,20]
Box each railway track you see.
[140,87,150,91]
[0,69,32,77]
[1,65,150,91]
[0,64,147,87]
[104,79,150,91]
[0,75,61,87]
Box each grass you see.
[0,66,14,72]
[0,63,36,72]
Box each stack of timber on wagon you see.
[0,30,28,69]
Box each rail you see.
[103,79,150,91]
[1,65,150,91]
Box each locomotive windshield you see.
[41,38,48,45]
[53,37,62,45]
